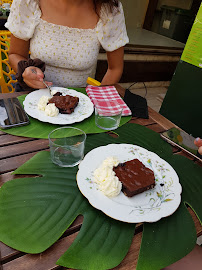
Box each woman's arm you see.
[101,46,124,85]
[8,34,52,89]
[9,34,30,72]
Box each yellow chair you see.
[0,30,17,93]
[0,0,12,5]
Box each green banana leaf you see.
[0,88,131,139]
[0,123,201,270]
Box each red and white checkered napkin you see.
[86,85,132,116]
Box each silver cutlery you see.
[31,68,51,94]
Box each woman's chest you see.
[30,21,101,70]
[39,0,99,29]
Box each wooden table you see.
[0,88,202,270]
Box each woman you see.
[6,0,129,90]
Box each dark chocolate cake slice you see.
[113,159,155,197]
[48,94,79,114]
[53,92,62,97]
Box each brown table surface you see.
[0,87,202,270]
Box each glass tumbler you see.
[48,127,86,167]
[94,100,123,130]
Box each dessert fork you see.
[31,69,52,94]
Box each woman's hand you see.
[22,66,53,89]
[194,137,202,155]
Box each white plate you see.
[77,144,182,223]
[23,87,94,125]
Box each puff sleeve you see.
[96,2,129,52]
[5,0,41,41]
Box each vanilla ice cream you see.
[45,103,59,117]
[94,156,122,197]
[38,96,50,111]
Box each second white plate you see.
[77,144,182,223]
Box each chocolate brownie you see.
[53,92,62,97]
[48,94,79,114]
[113,159,155,197]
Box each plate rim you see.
[23,87,94,125]
[77,143,182,223]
